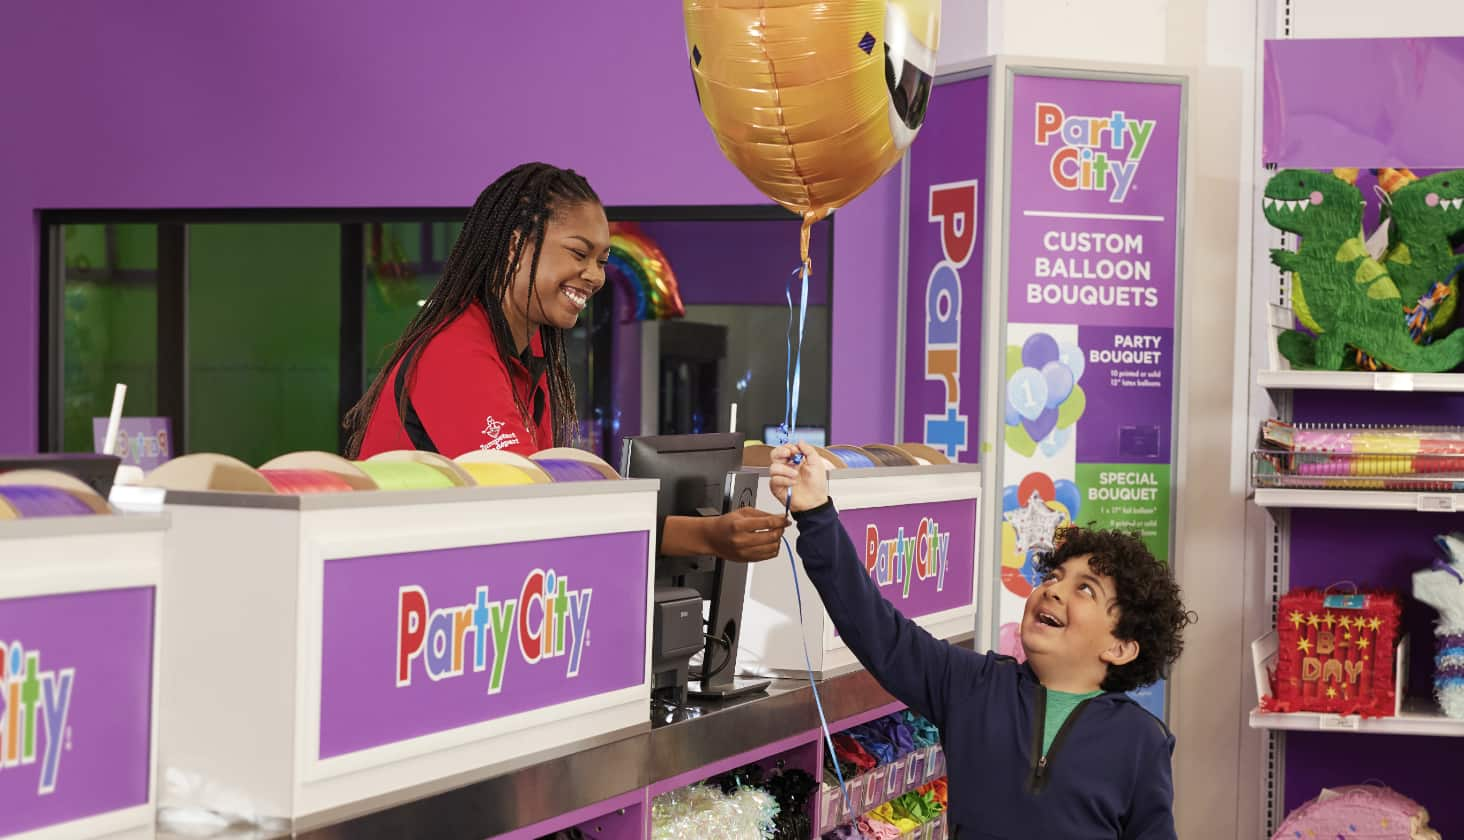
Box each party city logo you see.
[865,518,951,598]
[396,569,591,695]
[922,180,976,459]
[1034,103,1156,202]
[0,641,76,796]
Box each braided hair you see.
[344,163,601,457]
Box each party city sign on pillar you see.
[902,73,989,462]
[921,183,978,459]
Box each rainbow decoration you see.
[607,223,685,322]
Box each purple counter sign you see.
[0,588,155,836]
[318,531,648,759]
[901,72,989,462]
[92,417,173,471]
[837,498,977,630]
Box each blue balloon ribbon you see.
[777,261,853,821]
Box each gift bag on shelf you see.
[1263,588,1402,717]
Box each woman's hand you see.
[769,443,828,513]
[704,507,790,562]
[662,509,791,563]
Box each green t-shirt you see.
[1043,688,1103,756]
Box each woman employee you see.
[343,162,786,562]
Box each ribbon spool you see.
[861,444,920,467]
[259,469,356,495]
[742,443,775,468]
[142,453,278,493]
[530,448,619,482]
[0,485,96,517]
[0,469,111,514]
[455,450,552,485]
[364,450,474,487]
[459,463,537,486]
[893,443,950,466]
[535,460,610,482]
[827,446,877,469]
[259,452,377,492]
[355,461,457,491]
[741,443,844,471]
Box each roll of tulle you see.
[0,485,95,517]
[258,469,356,494]
[651,784,778,839]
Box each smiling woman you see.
[346,162,608,459]
[343,163,791,563]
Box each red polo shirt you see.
[358,304,553,458]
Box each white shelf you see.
[1249,699,1464,737]
[1256,370,1464,392]
[1253,488,1462,512]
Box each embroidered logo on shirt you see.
[480,416,520,452]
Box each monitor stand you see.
[688,674,771,700]
[688,469,770,701]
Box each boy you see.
[767,444,1191,839]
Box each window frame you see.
[38,205,835,459]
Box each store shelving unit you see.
[1241,19,1464,839]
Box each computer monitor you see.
[621,433,769,701]
[0,453,121,499]
[761,425,827,447]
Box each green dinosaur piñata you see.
[1381,168,1464,334]
[1264,168,1464,372]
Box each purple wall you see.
[832,169,902,444]
[635,220,832,307]
[0,0,898,451]
[1264,37,1464,168]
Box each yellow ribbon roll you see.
[459,462,537,486]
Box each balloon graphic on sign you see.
[1021,332,1060,369]
[1041,361,1074,408]
[1005,331,1087,457]
[684,0,941,263]
[1007,367,1048,422]
[999,471,1079,598]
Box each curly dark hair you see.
[1035,526,1193,693]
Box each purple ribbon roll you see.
[0,485,96,517]
[534,459,608,483]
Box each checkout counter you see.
[0,460,163,840]
[1,440,977,840]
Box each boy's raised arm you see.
[770,444,988,729]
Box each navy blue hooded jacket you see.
[793,500,1177,839]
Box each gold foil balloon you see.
[685,0,941,263]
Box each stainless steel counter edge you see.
[158,478,660,511]
[0,511,170,540]
[158,637,975,840]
